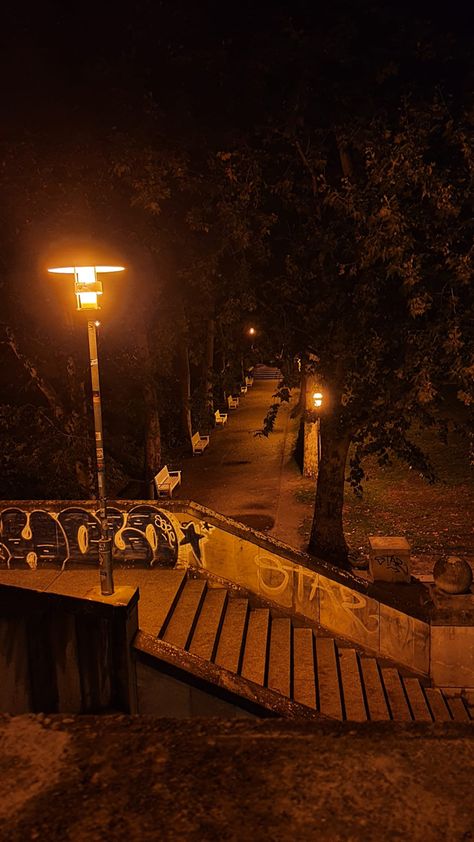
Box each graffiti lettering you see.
[374,555,409,576]
[0,505,181,570]
[256,555,291,596]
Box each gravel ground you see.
[2,715,474,842]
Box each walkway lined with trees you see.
[177,377,316,550]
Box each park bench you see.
[215,409,228,426]
[245,376,254,387]
[227,395,239,409]
[192,431,210,454]
[240,385,248,395]
[154,465,182,498]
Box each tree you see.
[227,74,473,568]
[191,2,472,568]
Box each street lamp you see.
[48,264,125,595]
[248,326,256,351]
[312,390,324,465]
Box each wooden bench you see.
[240,385,248,395]
[154,465,182,497]
[227,395,239,409]
[215,409,228,426]
[192,431,209,454]
[245,376,254,387]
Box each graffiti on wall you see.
[0,505,191,570]
[254,552,378,636]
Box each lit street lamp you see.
[48,264,125,595]
[312,390,324,463]
[248,326,256,351]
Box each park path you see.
[178,377,316,551]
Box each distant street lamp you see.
[48,264,125,595]
[313,391,324,409]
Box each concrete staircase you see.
[252,365,282,380]
[133,571,472,722]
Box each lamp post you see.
[312,391,324,463]
[248,326,256,351]
[48,264,124,595]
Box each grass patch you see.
[295,424,474,576]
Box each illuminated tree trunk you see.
[303,372,319,479]
[308,415,351,569]
[303,419,319,479]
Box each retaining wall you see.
[1,500,473,688]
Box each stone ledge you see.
[133,630,324,720]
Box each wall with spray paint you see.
[0,500,433,678]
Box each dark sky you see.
[1,0,471,135]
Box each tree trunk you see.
[201,317,215,429]
[143,380,161,498]
[135,324,162,497]
[303,372,319,479]
[308,415,351,569]
[176,340,193,445]
[65,354,95,496]
[6,325,95,496]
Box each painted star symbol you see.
[179,522,205,561]
[200,521,214,534]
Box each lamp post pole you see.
[87,319,114,595]
[48,263,124,596]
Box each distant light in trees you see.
[313,391,324,408]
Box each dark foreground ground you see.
[2,715,473,841]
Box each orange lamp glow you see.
[48,265,125,311]
[248,327,256,336]
[313,391,323,408]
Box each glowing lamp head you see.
[248,327,256,336]
[48,265,125,311]
[313,391,324,408]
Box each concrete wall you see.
[1,500,473,688]
[0,583,139,714]
[136,659,257,718]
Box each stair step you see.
[446,696,471,722]
[403,678,433,722]
[188,588,227,661]
[338,648,367,722]
[161,580,207,649]
[144,572,469,725]
[214,598,248,673]
[424,688,452,722]
[293,628,316,709]
[381,668,412,721]
[241,609,270,686]
[359,658,391,721]
[316,637,343,720]
[268,617,291,698]
[147,570,187,636]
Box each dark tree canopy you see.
[0,1,472,568]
